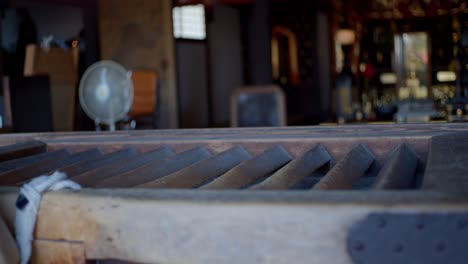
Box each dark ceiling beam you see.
[7,0,96,8]
[174,0,253,7]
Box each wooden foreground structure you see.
[0,123,467,263]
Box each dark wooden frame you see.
[0,123,467,263]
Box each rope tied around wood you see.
[15,171,81,264]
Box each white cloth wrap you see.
[15,171,81,264]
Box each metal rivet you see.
[457,219,467,230]
[436,242,446,252]
[377,217,386,228]
[416,222,425,230]
[353,241,365,252]
[393,243,403,253]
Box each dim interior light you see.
[380,73,397,85]
[336,29,356,45]
[436,71,456,82]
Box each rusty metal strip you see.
[201,145,293,189]
[313,144,375,190]
[76,147,175,187]
[65,148,140,177]
[251,144,331,190]
[97,147,213,188]
[140,146,252,189]
[347,213,468,264]
[0,140,47,163]
[3,149,102,185]
[372,143,418,190]
[0,149,71,185]
[0,149,72,173]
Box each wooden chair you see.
[126,71,158,129]
[231,85,286,127]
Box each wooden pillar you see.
[316,11,332,121]
[244,0,272,85]
[82,3,99,69]
[98,0,178,128]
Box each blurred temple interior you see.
[1,2,468,263]
[0,0,467,132]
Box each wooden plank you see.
[0,149,72,173]
[0,149,71,185]
[97,147,213,188]
[0,124,455,163]
[0,123,464,151]
[31,240,85,264]
[201,145,292,189]
[252,145,331,190]
[41,136,428,169]
[0,122,464,138]
[66,148,140,177]
[92,260,139,264]
[74,146,174,187]
[313,144,375,190]
[139,146,252,188]
[0,216,19,264]
[423,132,468,194]
[0,125,430,167]
[372,143,419,190]
[0,140,46,163]
[0,149,101,185]
[0,188,465,264]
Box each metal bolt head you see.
[353,240,365,252]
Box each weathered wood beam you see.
[313,144,374,190]
[66,148,139,177]
[0,188,466,264]
[0,149,103,186]
[31,240,85,264]
[74,146,174,187]
[0,124,454,164]
[0,140,46,163]
[12,148,102,185]
[252,144,331,190]
[201,145,292,189]
[141,146,251,189]
[423,132,468,195]
[0,149,70,174]
[372,143,419,190]
[100,148,213,188]
[0,149,71,185]
[0,123,462,154]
